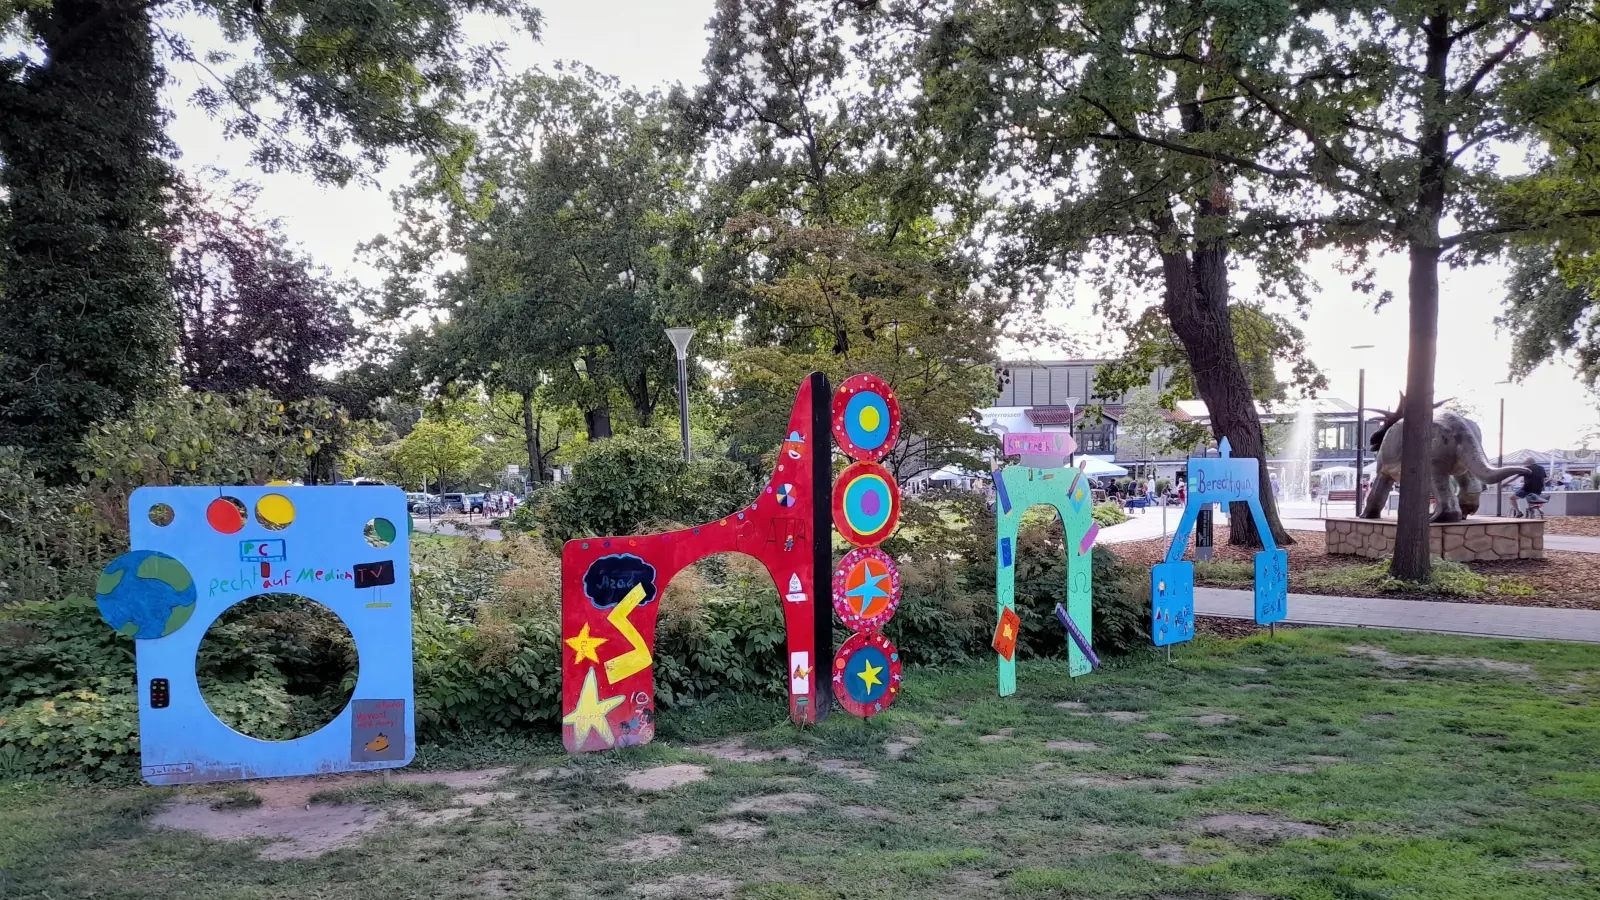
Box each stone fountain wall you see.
[1325,517,1544,561]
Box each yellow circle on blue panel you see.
[860,406,880,432]
[256,493,296,530]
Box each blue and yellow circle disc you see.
[832,374,901,462]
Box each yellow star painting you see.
[563,666,625,748]
[857,659,884,692]
[564,623,607,665]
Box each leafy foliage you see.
[532,431,758,545]
[393,420,484,492]
[167,177,356,402]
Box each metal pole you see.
[677,355,691,461]
[1354,367,1365,517]
[1497,396,1505,517]
[664,328,696,462]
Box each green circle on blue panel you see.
[843,644,891,705]
[94,550,197,640]
[844,391,891,452]
[843,474,892,535]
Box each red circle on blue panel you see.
[832,461,900,547]
[832,631,902,717]
[832,547,901,632]
[831,374,900,462]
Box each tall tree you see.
[371,67,723,443]
[0,0,539,473]
[393,419,483,492]
[167,177,355,401]
[693,0,1010,480]
[1065,0,1600,579]
[868,0,1316,544]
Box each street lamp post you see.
[665,328,696,461]
[1351,345,1375,518]
[1495,378,1512,516]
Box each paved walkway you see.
[1544,534,1600,554]
[1196,587,1600,643]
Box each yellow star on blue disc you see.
[857,659,884,692]
[564,667,625,748]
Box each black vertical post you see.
[809,371,834,721]
[677,356,691,461]
[1497,396,1505,517]
[1354,368,1365,517]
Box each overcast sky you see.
[161,0,1598,452]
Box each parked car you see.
[466,493,486,513]
[440,492,468,512]
[337,478,388,486]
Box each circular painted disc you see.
[832,631,903,718]
[832,461,901,547]
[831,374,901,462]
[94,550,198,640]
[832,547,902,632]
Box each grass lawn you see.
[2,627,1597,899]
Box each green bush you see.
[533,432,757,545]
[1092,502,1127,527]
[0,678,139,779]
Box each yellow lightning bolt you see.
[603,583,654,683]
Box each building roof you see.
[1174,397,1364,421]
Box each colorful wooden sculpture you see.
[101,486,413,784]
[829,374,906,718]
[992,463,1099,696]
[1152,437,1289,648]
[560,374,835,752]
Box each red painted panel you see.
[561,374,833,753]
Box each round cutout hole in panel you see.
[196,594,357,741]
[254,493,296,531]
[148,503,175,527]
[205,497,247,534]
[364,517,396,548]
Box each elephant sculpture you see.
[1361,395,1529,523]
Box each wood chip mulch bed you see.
[1543,515,1600,537]
[1108,524,1600,611]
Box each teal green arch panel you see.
[992,465,1097,697]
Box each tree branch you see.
[1456,26,1533,102]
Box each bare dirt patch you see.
[1237,666,1269,674]
[151,798,389,860]
[816,758,877,784]
[1047,740,1102,752]
[514,800,578,833]
[956,797,999,813]
[693,740,806,763]
[640,874,739,899]
[979,727,1015,743]
[611,834,683,860]
[622,764,709,791]
[841,805,894,820]
[1347,644,1535,676]
[1139,844,1220,866]
[727,792,824,814]
[701,819,768,841]
[885,736,922,758]
[1305,755,1348,764]
[1197,813,1327,840]
[1185,714,1241,725]
[152,766,519,859]
[942,716,965,726]
[1053,701,1086,709]
[1144,732,1173,741]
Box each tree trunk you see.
[585,407,613,440]
[0,1,172,477]
[521,391,545,484]
[1392,14,1453,582]
[1159,243,1294,547]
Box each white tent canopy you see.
[1077,456,1128,477]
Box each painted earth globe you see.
[94,550,198,640]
